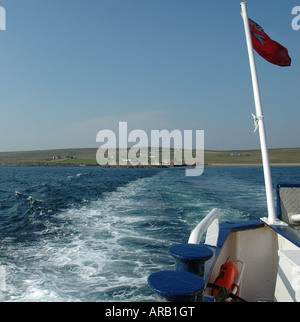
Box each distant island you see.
[0,147,300,167]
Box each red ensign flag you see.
[249,18,291,67]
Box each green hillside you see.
[0,147,300,166]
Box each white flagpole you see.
[240,1,277,223]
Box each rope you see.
[251,114,263,132]
[206,283,247,302]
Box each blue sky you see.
[0,0,299,152]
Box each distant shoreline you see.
[1,163,300,168]
[207,163,300,167]
[0,147,299,167]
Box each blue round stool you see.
[148,270,205,302]
[169,244,214,277]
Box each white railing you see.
[188,208,220,246]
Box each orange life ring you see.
[212,261,239,297]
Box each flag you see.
[248,18,291,67]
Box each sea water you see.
[0,166,299,302]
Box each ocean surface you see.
[0,166,299,302]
